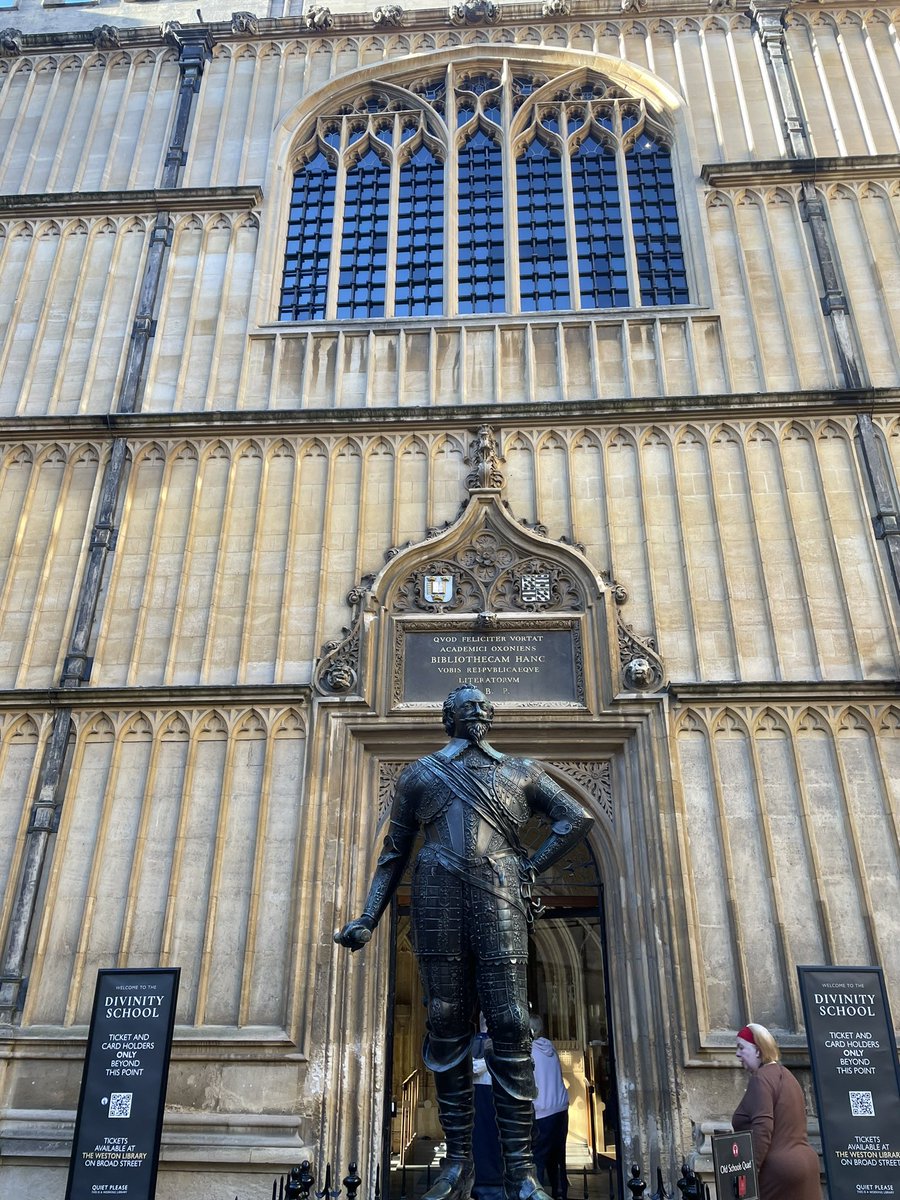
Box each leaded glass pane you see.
[338,148,391,319]
[279,152,336,322]
[627,136,689,305]
[517,140,570,312]
[570,136,629,309]
[396,145,445,317]
[458,129,505,314]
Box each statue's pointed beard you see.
[463,719,491,744]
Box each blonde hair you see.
[747,1023,780,1065]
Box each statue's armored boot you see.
[488,1051,553,1200]
[422,1043,475,1200]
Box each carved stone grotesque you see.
[623,656,655,691]
[91,25,121,50]
[0,27,23,55]
[541,0,571,15]
[449,0,498,25]
[304,4,334,29]
[230,10,260,33]
[335,686,593,1200]
[373,3,404,25]
[322,660,355,693]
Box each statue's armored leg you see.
[418,956,477,1200]
[421,1042,476,1200]
[486,1051,551,1200]
[478,960,552,1200]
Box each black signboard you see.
[66,967,180,1200]
[402,627,582,704]
[798,965,900,1200]
[712,1130,759,1200]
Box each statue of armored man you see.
[335,685,594,1200]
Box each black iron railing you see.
[262,1158,709,1200]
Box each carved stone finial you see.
[0,27,23,55]
[231,10,260,33]
[541,0,571,14]
[449,0,497,24]
[304,4,334,29]
[465,426,505,492]
[373,2,404,24]
[91,24,121,49]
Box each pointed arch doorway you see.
[382,814,621,1200]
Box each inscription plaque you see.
[402,626,582,703]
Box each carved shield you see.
[423,574,455,603]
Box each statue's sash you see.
[420,752,525,856]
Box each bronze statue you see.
[335,685,593,1200]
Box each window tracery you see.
[279,64,689,322]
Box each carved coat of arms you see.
[423,574,455,603]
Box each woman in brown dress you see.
[732,1023,822,1200]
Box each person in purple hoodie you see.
[529,1016,570,1200]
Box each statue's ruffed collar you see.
[437,737,505,762]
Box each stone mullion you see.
[786,716,837,964]
[128,52,176,191]
[99,59,141,191]
[745,724,802,1026]
[0,223,43,395]
[193,727,238,1026]
[18,57,68,195]
[384,123,401,319]
[117,720,167,963]
[237,727,277,1026]
[62,720,133,1025]
[0,29,214,1021]
[753,3,900,609]
[829,718,883,968]
[14,225,76,419]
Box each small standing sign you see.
[65,967,180,1200]
[712,1130,759,1199]
[798,965,900,1200]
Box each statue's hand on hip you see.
[333,916,374,951]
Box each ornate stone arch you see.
[314,425,664,705]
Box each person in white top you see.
[529,1017,569,1200]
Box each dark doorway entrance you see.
[383,832,620,1200]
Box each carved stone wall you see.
[0,2,898,1199]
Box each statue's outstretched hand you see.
[333,917,374,952]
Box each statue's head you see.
[442,684,495,743]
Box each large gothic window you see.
[279,66,689,322]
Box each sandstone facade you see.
[0,0,898,1197]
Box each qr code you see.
[849,1091,875,1117]
[108,1092,133,1119]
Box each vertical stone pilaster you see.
[750,4,810,159]
[798,182,864,391]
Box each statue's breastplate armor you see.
[418,751,531,859]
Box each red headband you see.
[737,1026,756,1045]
